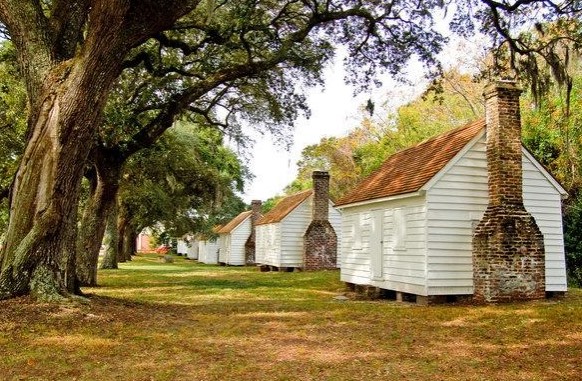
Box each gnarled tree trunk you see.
[0,1,193,301]
[0,65,117,300]
[76,153,122,286]
[100,200,119,270]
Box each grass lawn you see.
[1,253,581,381]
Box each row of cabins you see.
[176,81,568,303]
[179,172,342,270]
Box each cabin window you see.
[353,213,362,250]
[393,208,407,251]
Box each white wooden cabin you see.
[185,239,199,260]
[197,226,222,264]
[336,118,568,299]
[176,236,199,259]
[255,189,342,269]
[198,238,219,264]
[217,211,253,266]
[176,239,189,256]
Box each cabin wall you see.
[225,218,252,265]
[198,240,207,263]
[218,235,228,263]
[340,195,428,295]
[280,197,312,267]
[199,239,219,264]
[426,135,567,294]
[177,239,189,255]
[329,203,343,267]
[255,223,282,267]
[186,240,199,259]
[425,137,488,296]
[522,153,567,291]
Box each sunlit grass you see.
[0,252,581,380]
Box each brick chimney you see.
[245,200,262,265]
[303,171,337,270]
[472,81,545,302]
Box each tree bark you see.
[0,2,196,301]
[0,61,119,300]
[120,225,135,262]
[99,202,119,270]
[116,214,130,263]
[76,152,123,286]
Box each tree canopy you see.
[119,121,248,238]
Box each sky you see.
[236,58,426,204]
[236,17,484,205]
[240,62,361,203]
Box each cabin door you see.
[370,209,384,280]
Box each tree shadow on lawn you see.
[2,291,582,381]
[6,253,576,380]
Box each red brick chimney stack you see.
[303,171,337,270]
[472,80,546,303]
[484,81,524,208]
[312,171,330,222]
[251,200,262,225]
[245,200,262,265]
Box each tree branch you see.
[0,0,53,99]
[49,0,90,59]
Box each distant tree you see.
[99,122,247,270]
[355,70,484,176]
[0,41,26,237]
[287,70,484,199]
[521,63,582,286]
[285,130,370,200]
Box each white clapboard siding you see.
[522,152,567,291]
[177,239,189,255]
[198,239,219,264]
[425,135,567,294]
[223,217,251,266]
[340,209,370,284]
[379,203,427,294]
[279,196,312,267]
[340,196,428,295]
[186,240,199,259]
[329,203,343,268]
[258,195,342,268]
[218,234,228,263]
[197,240,207,263]
[423,137,490,294]
[255,225,266,265]
[255,222,282,267]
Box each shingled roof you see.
[336,119,486,206]
[256,189,313,225]
[217,211,252,234]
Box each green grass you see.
[1,253,581,380]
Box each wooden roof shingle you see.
[336,119,485,206]
[217,211,252,234]
[256,189,313,225]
